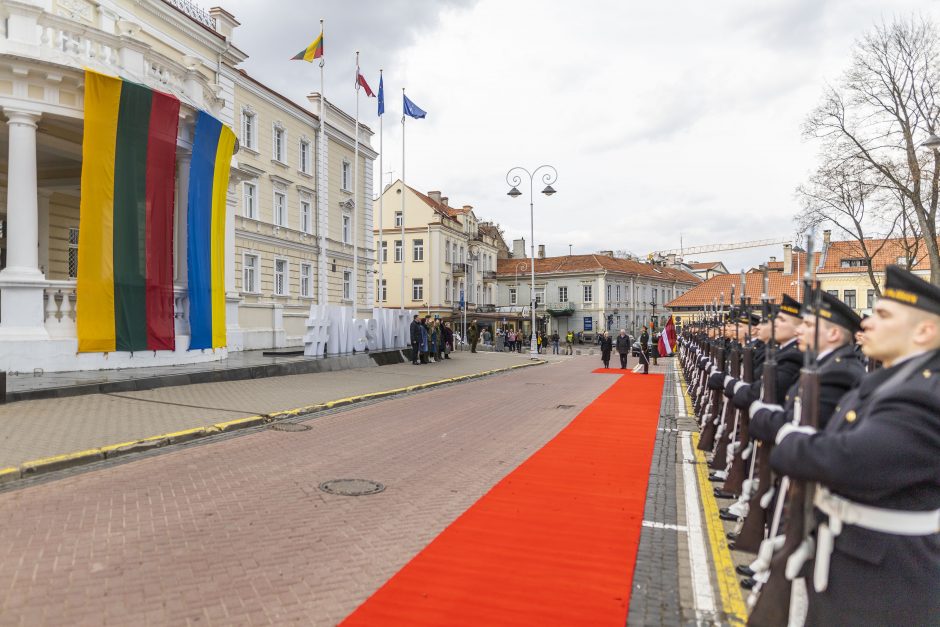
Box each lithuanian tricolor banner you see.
[77,70,180,353]
[187,111,235,350]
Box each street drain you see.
[556,404,575,409]
[319,479,386,496]
[268,422,312,432]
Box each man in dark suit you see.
[639,326,650,374]
[615,329,630,369]
[409,314,421,365]
[770,266,940,626]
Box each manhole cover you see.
[556,404,575,409]
[268,422,312,432]
[319,479,386,496]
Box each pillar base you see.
[0,272,49,339]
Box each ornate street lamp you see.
[506,165,558,357]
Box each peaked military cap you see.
[778,294,802,318]
[738,310,762,325]
[881,265,940,316]
[805,288,862,334]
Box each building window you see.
[488,286,493,305]
[300,198,312,233]
[343,214,351,244]
[243,254,259,293]
[445,240,451,263]
[394,240,403,262]
[378,278,387,302]
[342,160,351,191]
[445,279,451,303]
[380,241,388,262]
[827,289,839,298]
[896,256,910,267]
[583,284,593,303]
[394,211,403,227]
[509,287,517,305]
[243,182,257,219]
[300,263,312,297]
[299,140,311,174]
[343,270,351,300]
[274,259,288,295]
[844,289,856,310]
[840,258,868,268]
[616,284,621,302]
[460,246,465,263]
[412,278,424,301]
[867,289,875,309]
[241,110,256,150]
[68,227,79,278]
[607,284,612,303]
[273,191,287,227]
[535,288,545,306]
[558,286,568,302]
[413,239,424,261]
[653,288,658,305]
[272,124,285,162]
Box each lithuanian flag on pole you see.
[291,32,323,62]
[77,70,180,353]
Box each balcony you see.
[482,270,497,281]
[545,301,576,316]
[452,263,468,276]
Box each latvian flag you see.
[658,315,677,356]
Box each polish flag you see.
[658,316,677,356]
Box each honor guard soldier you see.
[770,265,940,626]
[749,289,866,439]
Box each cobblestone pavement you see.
[0,356,627,626]
[0,351,540,468]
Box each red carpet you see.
[342,373,666,627]
[592,367,638,374]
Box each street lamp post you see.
[507,165,557,358]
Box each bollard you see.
[0,371,5,404]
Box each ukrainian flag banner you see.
[187,111,235,350]
[76,70,180,353]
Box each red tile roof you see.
[817,237,934,273]
[689,261,723,270]
[665,269,800,309]
[409,185,465,222]
[495,255,701,284]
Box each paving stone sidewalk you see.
[0,351,546,468]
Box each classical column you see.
[0,108,48,337]
[37,190,51,275]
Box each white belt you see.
[812,486,940,592]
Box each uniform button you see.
[924,370,932,378]
[835,357,842,363]
[845,410,857,423]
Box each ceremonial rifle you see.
[724,284,754,495]
[734,268,777,553]
[711,284,740,468]
[699,293,726,451]
[748,239,821,625]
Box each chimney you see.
[667,253,677,266]
[823,229,831,247]
[463,205,472,212]
[513,237,526,258]
[598,250,614,257]
[428,190,442,204]
[538,244,546,259]
[441,196,448,207]
[783,243,793,275]
[209,7,240,40]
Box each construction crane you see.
[648,237,791,262]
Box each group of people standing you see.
[598,327,658,373]
[409,315,454,364]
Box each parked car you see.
[631,341,642,357]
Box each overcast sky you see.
[220,0,940,271]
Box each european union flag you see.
[403,94,427,119]
[378,74,384,116]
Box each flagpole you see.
[377,69,384,312]
[353,50,360,315]
[317,18,327,304]
[400,87,406,310]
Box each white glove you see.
[733,380,748,394]
[749,400,783,419]
[775,423,817,445]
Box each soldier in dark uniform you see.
[770,266,940,626]
[749,289,866,439]
[639,326,651,374]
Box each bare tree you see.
[805,17,940,284]
[796,162,899,295]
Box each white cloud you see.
[218,0,940,271]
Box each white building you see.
[0,0,375,371]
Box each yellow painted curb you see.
[678,367,747,624]
[7,359,546,483]
[0,467,21,485]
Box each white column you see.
[0,108,47,337]
[37,190,51,275]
